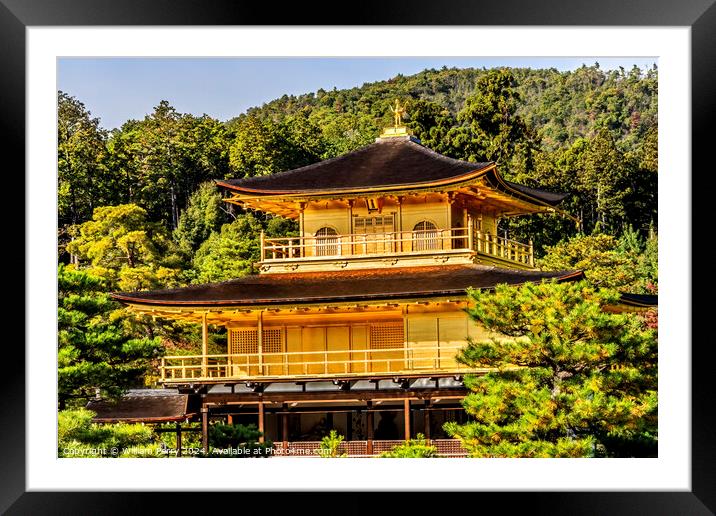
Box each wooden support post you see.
[397,196,404,252]
[258,397,265,444]
[467,213,474,252]
[404,398,411,441]
[366,402,374,456]
[260,230,265,260]
[227,414,233,425]
[529,239,534,267]
[282,412,289,449]
[402,305,409,369]
[176,421,182,457]
[299,202,306,257]
[423,401,431,442]
[257,310,264,375]
[347,199,354,255]
[446,193,454,250]
[201,312,208,377]
[201,405,209,455]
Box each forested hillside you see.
[57,63,658,399]
[58,64,658,297]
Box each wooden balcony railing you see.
[270,439,469,457]
[260,227,534,268]
[261,228,471,260]
[159,344,479,383]
[474,231,534,267]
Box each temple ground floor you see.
[89,377,473,457]
[192,376,470,456]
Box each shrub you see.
[379,434,437,458]
[317,430,347,458]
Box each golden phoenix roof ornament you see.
[390,99,406,128]
[379,99,410,139]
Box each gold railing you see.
[260,227,534,267]
[261,228,471,260]
[159,344,476,382]
[474,230,534,267]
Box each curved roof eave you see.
[110,267,586,309]
[215,163,496,197]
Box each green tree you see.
[538,232,656,293]
[58,91,112,227]
[227,112,326,178]
[227,115,288,177]
[379,434,437,458]
[173,182,230,256]
[67,204,182,291]
[106,102,231,229]
[448,69,537,174]
[58,408,162,457]
[58,265,162,409]
[207,423,271,457]
[318,430,347,458]
[444,280,657,458]
[191,214,263,283]
[404,98,457,154]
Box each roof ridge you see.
[220,138,493,189]
[404,138,492,169]
[222,140,381,186]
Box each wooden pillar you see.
[347,199,354,255]
[176,421,182,457]
[402,305,409,369]
[299,202,306,257]
[257,310,264,375]
[201,312,208,377]
[423,401,431,441]
[467,213,474,252]
[260,230,265,260]
[227,414,233,425]
[282,412,289,449]
[366,402,374,456]
[404,399,411,441]
[397,196,404,252]
[201,405,209,455]
[446,193,454,250]
[258,397,265,443]
[529,239,535,267]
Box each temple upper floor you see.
[258,192,535,272]
[217,135,573,273]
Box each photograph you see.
[9,14,707,512]
[56,56,659,460]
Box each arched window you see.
[412,220,439,251]
[315,227,339,256]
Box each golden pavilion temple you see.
[110,113,599,456]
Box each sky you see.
[58,57,657,130]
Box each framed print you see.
[4,0,712,513]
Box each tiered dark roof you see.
[86,390,197,423]
[111,264,584,307]
[217,136,568,207]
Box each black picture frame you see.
[3,0,710,513]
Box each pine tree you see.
[58,265,163,409]
[444,280,657,457]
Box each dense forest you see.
[58,65,658,401]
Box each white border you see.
[27,27,690,491]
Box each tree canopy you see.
[58,265,162,408]
[445,280,657,457]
